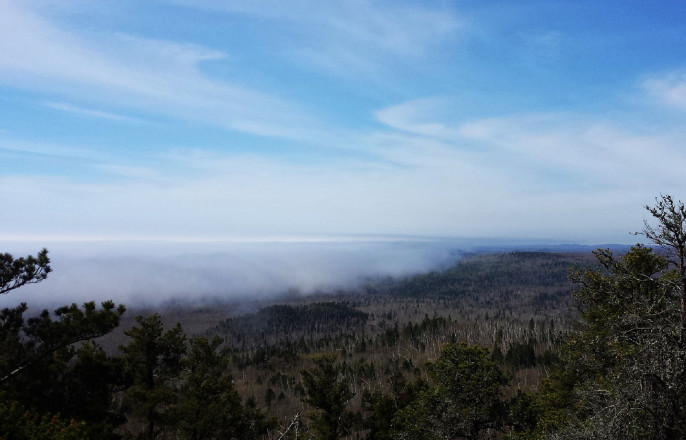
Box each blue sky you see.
[3,0,686,245]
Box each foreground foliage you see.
[120,315,273,439]
[301,354,355,440]
[535,195,686,439]
[392,343,509,440]
[0,248,51,295]
[0,399,89,440]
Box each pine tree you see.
[0,248,51,295]
[301,353,354,440]
[536,196,686,439]
[0,249,125,437]
[171,335,273,440]
[119,314,186,439]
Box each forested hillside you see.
[1,195,685,439]
[0,248,584,439]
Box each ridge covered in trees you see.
[212,302,368,347]
[1,195,684,439]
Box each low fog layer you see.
[0,238,469,309]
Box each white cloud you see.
[178,0,459,53]
[174,0,460,76]
[457,113,683,190]
[644,70,686,109]
[0,137,109,161]
[374,97,685,193]
[44,101,144,122]
[0,239,462,308]
[96,164,160,180]
[2,83,680,246]
[374,98,464,141]
[0,2,315,138]
[0,136,662,247]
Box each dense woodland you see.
[2,195,686,439]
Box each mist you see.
[0,237,469,310]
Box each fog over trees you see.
[1,196,685,439]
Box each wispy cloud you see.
[44,101,144,122]
[0,2,316,138]
[374,98,464,141]
[0,131,665,248]
[0,137,108,161]
[644,70,686,109]
[373,97,683,193]
[456,113,682,190]
[174,0,461,76]
[96,164,160,180]
[177,0,460,53]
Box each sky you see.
[2,1,686,304]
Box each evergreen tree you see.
[170,335,273,440]
[301,353,354,440]
[536,196,686,439]
[58,342,127,439]
[393,343,508,440]
[120,314,186,439]
[431,343,508,439]
[0,248,51,295]
[0,249,125,438]
[0,399,90,440]
[1,300,126,383]
[362,368,427,440]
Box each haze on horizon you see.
[0,236,620,309]
[1,1,685,304]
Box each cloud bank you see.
[0,239,462,309]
